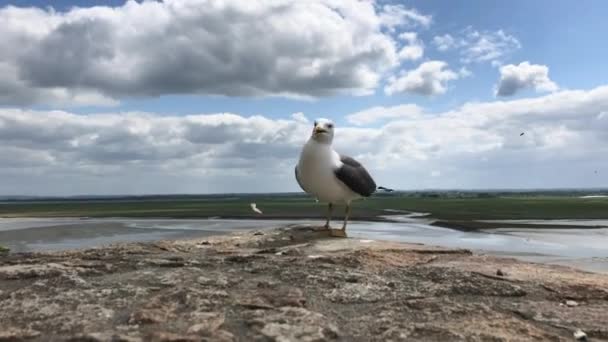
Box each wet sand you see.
[0,218,268,253]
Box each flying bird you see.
[520,132,525,136]
[378,186,394,192]
[295,118,376,237]
[250,203,263,214]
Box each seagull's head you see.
[311,118,335,144]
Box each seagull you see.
[378,186,394,192]
[520,132,525,136]
[250,203,263,214]
[295,118,376,237]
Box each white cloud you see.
[0,108,312,194]
[379,5,432,30]
[432,34,456,51]
[347,104,424,125]
[4,85,608,194]
[397,32,424,61]
[0,0,434,106]
[432,28,521,64]
[463,29,521,63]
[291,112,309,123]
[0,62,119,107]
[385,61,459,96]
[495,62,559,97]
[458,66,472,78]
[355,86,608,189]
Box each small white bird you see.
[295,118,376,236]
[250,203,263,214]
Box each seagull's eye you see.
[327,124,333,129]
[313,121,318,126]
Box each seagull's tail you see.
[376,186,395,193]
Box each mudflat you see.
[1,225,607,341]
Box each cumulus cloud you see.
[495,61,559,97]
[384,61,459,96]
[432,28,521,64]
[347,104,424,125]
[0,109,312,194]
[0,0,434,106]
[353,86,608,189]
[3,85,608,194]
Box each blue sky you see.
[1,0,607,195]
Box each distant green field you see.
[2,195,608,225]
[357,196,608,220]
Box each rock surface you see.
[1,225,608,341]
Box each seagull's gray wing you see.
[334,155,376,197]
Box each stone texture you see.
[0,225,607,341]
[248,307,340,341]
[186,312,225,334]
[0,328,41,341]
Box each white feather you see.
[250,203,263,214]
[296,138,360,204]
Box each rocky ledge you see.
[1,225,607,341]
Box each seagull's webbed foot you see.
[329,228,347,238]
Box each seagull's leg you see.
[341,204,351,231]
[330,204,350,237]
[324,203,333,229]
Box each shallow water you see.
[481,219,608,226]
[1,217,607,273]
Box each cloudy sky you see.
[1,0,607,196]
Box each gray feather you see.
[334,155,376,197]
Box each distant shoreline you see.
[2,194,608,231]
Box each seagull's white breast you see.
[297,139,360,204]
